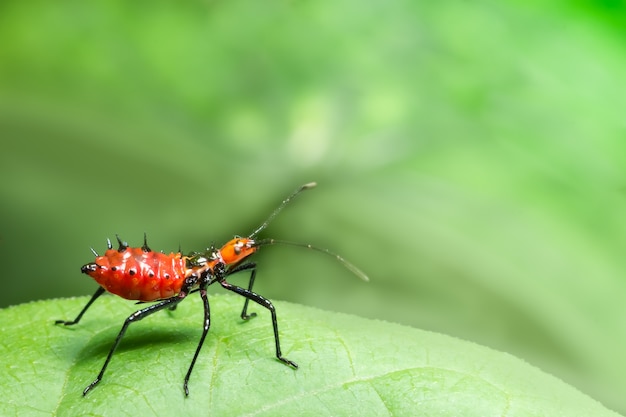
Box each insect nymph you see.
[56,182,368,396]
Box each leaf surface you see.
[0,294,620,417]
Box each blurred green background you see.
[2,0,626,413]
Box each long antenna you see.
[249,182,317,239]
[253,238,370,282]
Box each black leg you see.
[219,279,297,369]
[183,280,211,396]
[55,286,106,326]
[83,292,188,396]
[226,262,258,320]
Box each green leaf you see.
[3,0,626,412]
[0,294,619,417]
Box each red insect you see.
[56,182,368,396]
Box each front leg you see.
[219,279,297,369]
[224,262,258,320]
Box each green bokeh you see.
[2,0,626,414]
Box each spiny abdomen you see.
[82,247,189,301]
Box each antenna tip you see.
[302,182,317,190]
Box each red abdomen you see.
[82,247,189,301]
